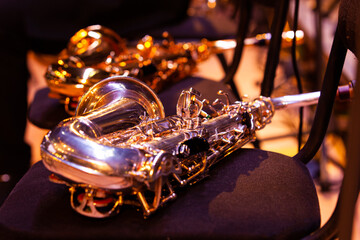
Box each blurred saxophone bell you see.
[63,25,127,66]
[45,25,305,116]
[45,25,216,115]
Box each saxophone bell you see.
[45,25,306,116]
[64,25,127,66]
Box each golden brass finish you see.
[46,25,305,115]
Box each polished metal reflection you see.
[40,75,347,218]
[45,25,305,115]
[42,76,165,191]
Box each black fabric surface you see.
[28,77,237,129]
[0,149,320,240]
[28,88,71,130]
[0,0,191,54]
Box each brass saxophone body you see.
[45,25,305,115]
[40,76,331,218]
[45,25,211,115]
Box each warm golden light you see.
[71,29,88,44]
[213,40,236,50]
[144,41,151,48]
[82,68,95,80]
[78,29,87,38]
[54,70,63,78]
[137,44,145,51]
[198,45,206,53]
[88,31,101,39]
[79,78,87,84]
[282,30,304,42]
[77,42,84,49]
[207,0,216,9]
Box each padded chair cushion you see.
[24,77,320,238]
[28,88,70,129]
[0,148,320,239]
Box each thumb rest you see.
[45,25,304,115]
[40,76,353,218]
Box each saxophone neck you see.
[270,81,354,109]
[271,91,321,109]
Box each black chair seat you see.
[0,148,320,239]
[22,77,320,239]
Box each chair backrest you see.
[301,0,360,238]
[337,0,360,238]
[222,0,290,99]
[293,28,347,164]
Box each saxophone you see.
[41,76,351,218]
[45,25,215,115]
[45,25,304,115]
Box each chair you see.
[220,0,295,150]
[222,0,291,99]
[0,73,322,240]
[303,0,360,238]
[0,1,358,240]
